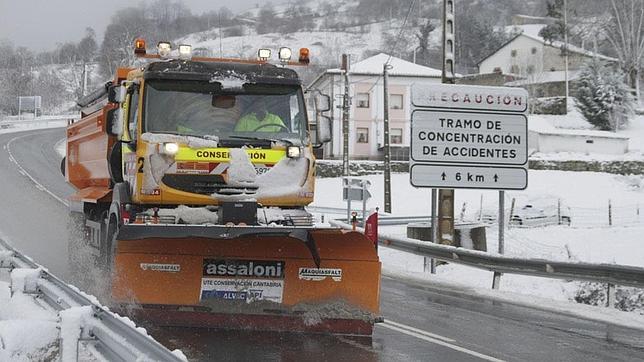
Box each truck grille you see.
[162,174,258,195]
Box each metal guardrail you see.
[307,206,430,226]
[329,220,644,288]
[0,115,79,127]
[0,238,185,362]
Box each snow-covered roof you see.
[504,70,582,86]
[327,53,443,78]
[479,24,618,65]
[529,115,629,139]
[511,24,618,62]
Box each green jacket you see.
[234,112,286,132]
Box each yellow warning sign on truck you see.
[175,148,285,164]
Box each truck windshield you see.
[143,80,307,143]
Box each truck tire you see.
[60,156,66,177]
[101,215,119,275]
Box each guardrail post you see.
[606,283,616,308]
[608,199,612,226]
[557,199,562,225]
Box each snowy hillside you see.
[176,0,442,68]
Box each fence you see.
[473,197,644,229]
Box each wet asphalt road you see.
[1,127,643,361]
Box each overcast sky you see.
[0,0,260,51]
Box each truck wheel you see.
[101,216,119,275]
[60,157,66,177]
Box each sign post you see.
[343,177,372,223]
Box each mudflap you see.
[111,225,381,336]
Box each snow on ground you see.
[0,272,59,360]
[0,120,68,135]
[313,170,644,323]
[315,170,644,265]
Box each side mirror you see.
[108,85,127,103]
[106,108,124,137]
[316,115,332,144]
[315,93,331,113]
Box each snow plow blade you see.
[111,225,381,335]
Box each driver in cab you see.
[234,97,287,132]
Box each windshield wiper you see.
[229,135,294,146]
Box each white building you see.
[529,117,629,155]
[308,53,443,160]
[478,24,617,78]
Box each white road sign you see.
[409,84,529,190]
[411,110,528,165]
[410,164,528,190]
[411,83,529,113]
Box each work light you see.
[157,42,171,58]
[278,47,292,62]
[178,44,192,60]
[258,48,272,61]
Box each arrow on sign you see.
[441,172,446,181]
[494,174,499,182]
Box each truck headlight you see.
[162,142,179,155]
[287,146,301,158]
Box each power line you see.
[363,0,418,94]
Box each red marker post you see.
[364,208,379,250]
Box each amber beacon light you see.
[299,48,310,64]
[134,38,147,55]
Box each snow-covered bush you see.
[575,58,634,131]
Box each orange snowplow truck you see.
[62,41,381,335]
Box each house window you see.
[531,47,538,54]
[391,128,403,144]
[511,49,517,57]
[510,65,520,74]
[527,65,535,74]
[356,93,370,108]
[357,127,369,143]
[390,94,403,109]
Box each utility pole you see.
[438,0,456,246]
[383,63,393,213]
[341,54,351,176]
[563,0,569,113]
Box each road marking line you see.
[383,320,455,342]
[7,133,69,207]
[378,322,505,362]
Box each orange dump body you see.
[66,105,115,191]
[112,227,381,335]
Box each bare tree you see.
[604,0,644,100]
